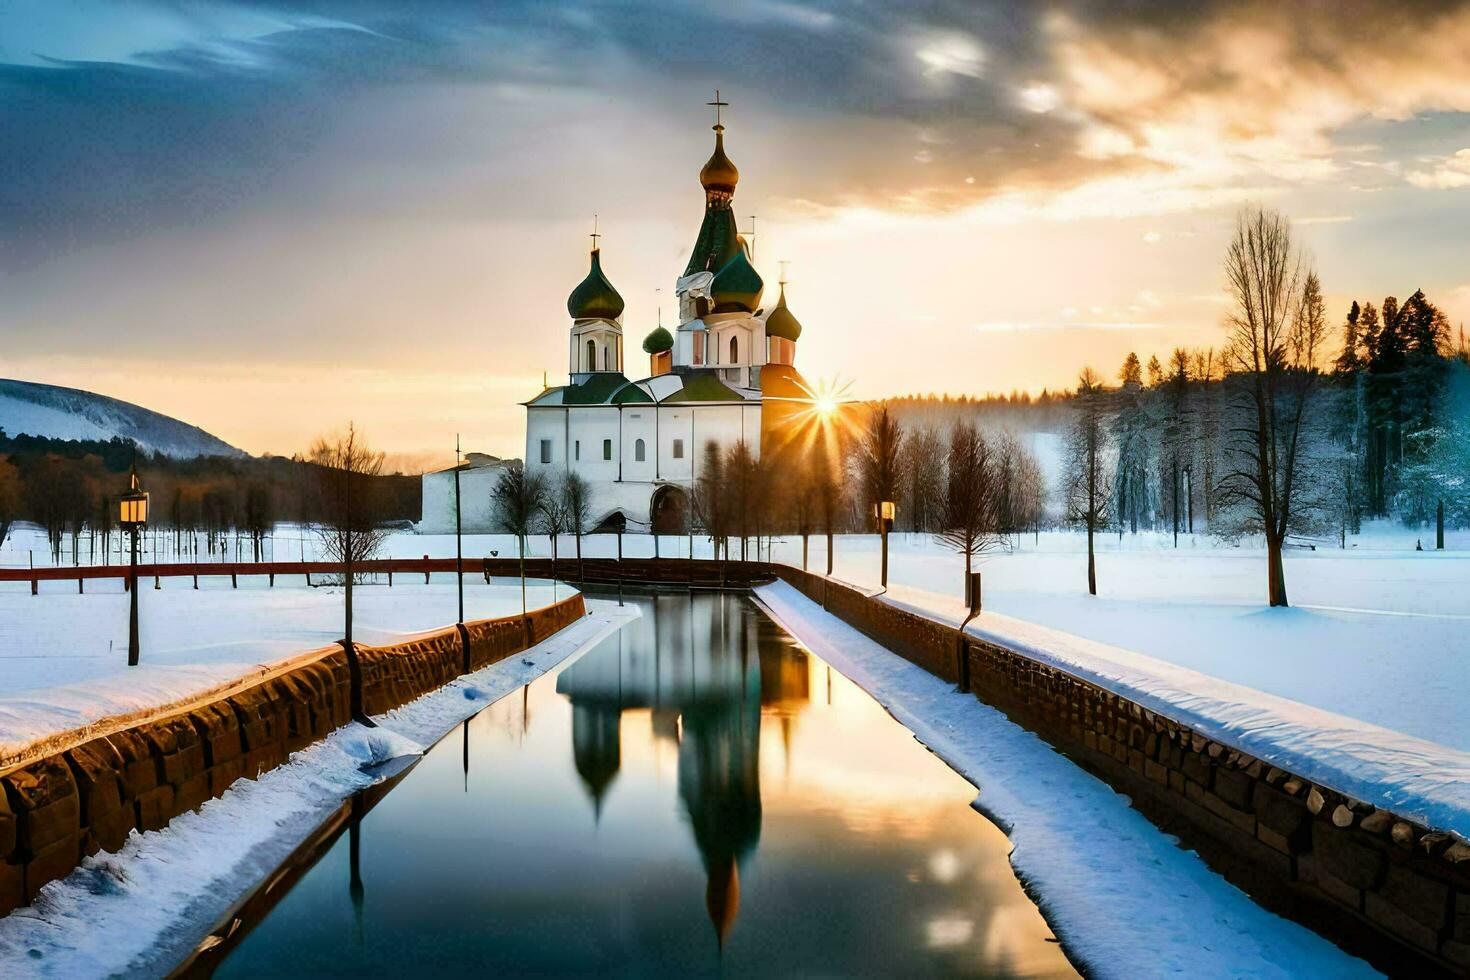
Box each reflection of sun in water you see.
[928,848,960,883]
[926,915,975,948]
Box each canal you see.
[211,592,1075,977]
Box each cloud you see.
[914,32,987,80]
[1405,148,1470,188]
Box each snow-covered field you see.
[3,519,1464,758]
[0,604,631,978]
[0,573,564,759]
[754,581,1379,980]
[763,528,1470,755]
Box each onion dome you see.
[566,248,624,320]
[710,248,764,313]
[700,125,739,199]
[642,326,673,354]
[764,285,802,341]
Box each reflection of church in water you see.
[555,595,811,946]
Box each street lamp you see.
[454,434,464,625]
[877,500,895,590]
[118,467,149,666]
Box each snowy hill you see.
[0,379,244,458]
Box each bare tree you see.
[857,404,905,524]
[309,424,390,722]
[935,421,1005,599]
[1217,208,1322,607]
[561,471,592,577]
[492,465,547,617]
[1065,368,1114,595]
[901,426,945,533]
[693,441,727,563]
[538,475,569,565]
[812,437,840,575]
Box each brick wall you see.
[765,565,1470,976]
[0,593,585,917]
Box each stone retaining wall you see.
[769,565,1470,976]
[0,593,586,917]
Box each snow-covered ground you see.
[763,528,1470,755]
[0,575,565,759]
[3,519,1465,757]
[0,603,631,979]
[754,580,1378,980]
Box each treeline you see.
[1055,207,1470,605]
[0,431,421,563]
[1054,292,1470,548]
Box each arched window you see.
[602,344,609,370]
[635,438,646,462]
[586,339,596,371]
[729,335,739,364]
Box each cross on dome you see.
[706,90,728,130]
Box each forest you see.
[0,430,420,565]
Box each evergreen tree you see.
[1333,301,1363,375]
[1119,352,1143,386]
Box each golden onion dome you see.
[566,248,624,321]
[710,248,763,314]
[764,285,802,341]
[699,125,739,198]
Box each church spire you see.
[685,92,745,279]
[699,90,739,204]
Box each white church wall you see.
[419,464,509,533]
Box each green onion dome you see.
[567,248,624,320]
[710,247,763,314]
[764,284,802,341]
[643,326,673,353]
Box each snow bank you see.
[0,580,567,758]
[0,603,636,978]
[754,580,1378,980]
[869,583,1470,841]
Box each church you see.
[523,101,811,534]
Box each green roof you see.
[611,383,654,404]
[664,373,743,403]
[683,204,740,278]
[562,372,632,404]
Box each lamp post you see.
[454,434,464,625]
[877,500,895,590]
[118,467,149,666]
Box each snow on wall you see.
[754,580,1379,979]
[869,585,1470,842]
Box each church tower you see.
[566,235,625,383]
[672,94,766,385]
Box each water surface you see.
[215,592,1074,977]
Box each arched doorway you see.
[650,484,689,535]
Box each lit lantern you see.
[119,470,149,528]
[119,467,148,667]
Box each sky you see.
[2,0,1470,466]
